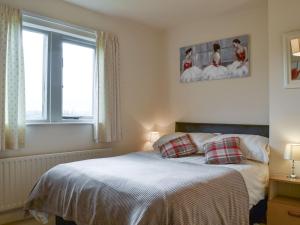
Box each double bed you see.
[25,122,269,225]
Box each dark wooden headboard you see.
[175,122,269,138]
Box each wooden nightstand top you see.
[270,175,300,184]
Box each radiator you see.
[0,148,112,212]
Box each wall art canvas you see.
[180,35,250,83]
[283,30,300,88]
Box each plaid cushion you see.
[159,134,197,158]
[203,137,244,164]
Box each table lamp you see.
[149,131,160,144]
[284,144,300,179]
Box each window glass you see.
[23,29,48,120]
[62,42,95,118]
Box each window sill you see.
[26,121,94,126]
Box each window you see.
[22,15,96,123]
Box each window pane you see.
[62,42,94,118]
[23,30,48,120]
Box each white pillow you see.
[153,132,185,151]
[202,134,269,163]
[188,133,220,153]
[153,132,219,153]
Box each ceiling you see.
[64,0,261,29]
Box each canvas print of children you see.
[180,48,203,82]
[179,35,250,83]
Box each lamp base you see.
[287,174,297,179]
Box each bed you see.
[175,122,269,224]
[25,122,269,225]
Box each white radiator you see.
[0,148,111,212]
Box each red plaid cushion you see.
[203,137,244,164]
[159,134,197,158]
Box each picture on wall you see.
[291,54,300,81]
[180,35,250,83]
[283,31,300,88]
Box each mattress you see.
[149,151,269,208]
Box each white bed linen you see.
[149,151,269,209]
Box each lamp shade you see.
[291,39,300,56]
[149,131,160,143]
[284,144,300,161]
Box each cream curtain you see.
[94,31,122,143]
[0,4,25,151]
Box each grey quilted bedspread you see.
[24,152,249,225]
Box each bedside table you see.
[267,175,300,225]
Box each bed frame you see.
[175,122,269,137]
[56,122,269,225]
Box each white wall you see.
[268,0,300,176]
[163,0,269,131]
[0,0,165,158]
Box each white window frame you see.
[22,12,97,124]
